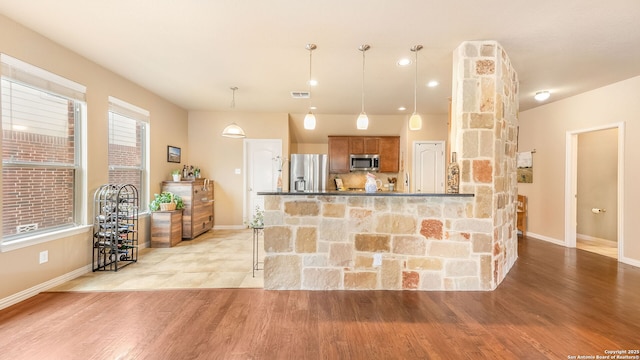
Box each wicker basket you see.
[160,202,177,211]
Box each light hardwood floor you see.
[51,229,264,292]
[1,236,639,359]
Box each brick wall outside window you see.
[2,93,77,237]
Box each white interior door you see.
[244,139,282,224]
[413,141,445,193]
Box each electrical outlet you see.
[39,250,48,264]
[373,253,382,266]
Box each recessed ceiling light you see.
[534,91,550,101]
[397,58,411,67]
[427,80,439,88]
[398,106,407,111]
[309,79,318,86]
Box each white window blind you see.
[1,53,86,102]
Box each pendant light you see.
[409,45,423,131]
[221,86,246,138]
[303,44,317,130]
[357,44,370,130]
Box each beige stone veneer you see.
[263,194,491,290]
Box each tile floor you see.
[576,236,618,259]
[51,229,264,292]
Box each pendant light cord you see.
[360,45,368,113]
[308,45,313,110]
[361,48,365,113]
[413,49,418,114]
[230,86,237,109]
[411,45,422,114]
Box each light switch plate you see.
[39,250,48,264]
[235,168,241,175]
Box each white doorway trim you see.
[564,122,625,261]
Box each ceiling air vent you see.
[291,91,310,99]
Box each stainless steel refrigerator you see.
[289,154,328,192]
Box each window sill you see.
[0,225,93,253]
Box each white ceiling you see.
[2,0,639,141]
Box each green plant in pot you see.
[149,191,184,211]
[171,169,181,181]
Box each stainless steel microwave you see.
[350,154,379,172]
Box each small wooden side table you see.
[252,226,263,277]
[151,209,183,247]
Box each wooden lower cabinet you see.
[162,179,214,239]
[151,210,183,247]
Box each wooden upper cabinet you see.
[349,137,379,154]
[328,135,399,173]
[378,136,400,173]
[328,136,350,173]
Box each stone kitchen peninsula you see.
[259,39,520,292]
[258,192,503,291]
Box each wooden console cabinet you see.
[161,179,214,239]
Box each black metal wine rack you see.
[92,184,139,271]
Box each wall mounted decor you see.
[167,145,181,163]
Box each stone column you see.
[451,41,519,288]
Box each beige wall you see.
[187,111,289,227]
[291,143,327,154]
[577,128,618,241]
[0,15,188,300]
[518,76,640,264]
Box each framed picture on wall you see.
[167,145,181,163]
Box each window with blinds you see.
[1,54,86,240]
[108,97,148,211]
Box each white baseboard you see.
[576,233,615,243]
[525,232,566,246]
[213,225,248,230]
[527,232,639,269]
[620,256,640,268]
[0,265,91,310]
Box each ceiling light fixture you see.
[397,58,411,67]
[357,44,370,130]
[221,86,246,138]
[409,45,423,131]
[304,43,317,130]
[534,90,550,101]
[427,80,439,88]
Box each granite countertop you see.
[257,190,474,197]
